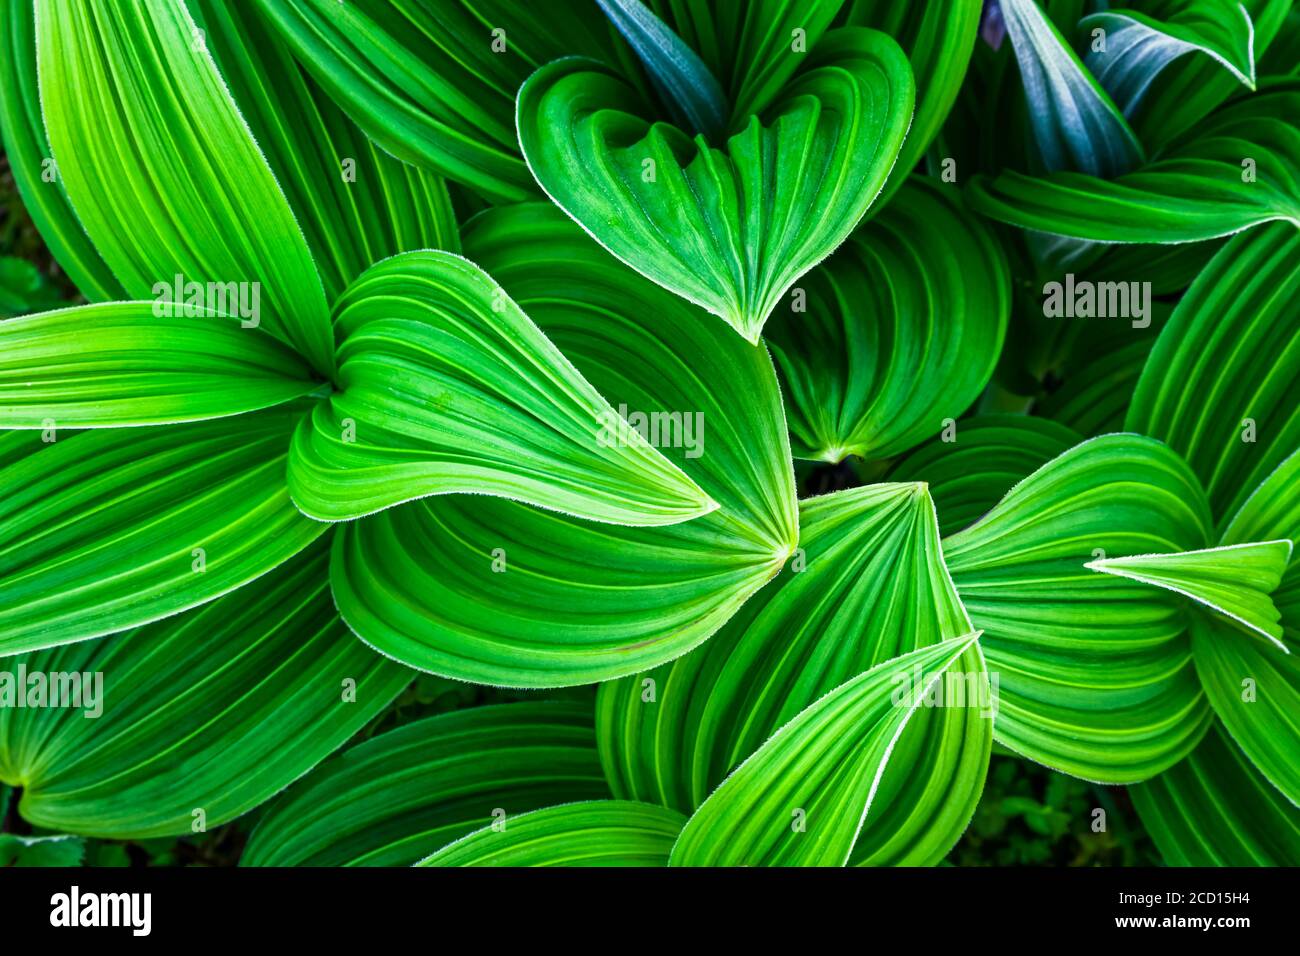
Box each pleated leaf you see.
[242,702,609,867]
[1083,0,1257,117]
[36,0,335,374]
[1131,722,1300,865]
[669,634,985,867]
[191,0,459,302]
[886,415,1083,536]
[0,408,325,655]
[764,179,1009,462]
[943,433,1216,782]
[1089,541,1292,648]
[0,541,411,838]
[0,1,123,301]
[843,0,984,206]
[0,303,318,428]
[598,483,991,865]
[967,87,1300,242]
[329,204,797,687]
[1127,221,1300,527]
[252,0,628,202]
[517,28,915,342]
[288,249,714,526]
[1000,0,1144,176]
[418,800,685,867]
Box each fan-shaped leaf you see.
[517,28,915,342]
[0,541,411,838]
[242,702,609,866]
[288,250,715,526]
[36,0,335,374]
[943,434,1215,782]
[668,634,985,867]
[0,409,325,655]
[330,204,797,687]
[765,179,1009,462]
[0,303,318,428]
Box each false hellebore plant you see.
[0,0,1296,868]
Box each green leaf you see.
[242,702,609,866]
[1131,721,1300,865]
[1127,221,1300,526]
[886,414,1083,536]
[253,0,629,202]
[764,179,1009,462]
[0,541,412,838]
[517,27,915,342]
[842,0,984,205]
[1089,541,1292,648]
[1036,339,1156,436]
[288,249,714,526]
[0,303,318,428]
[0,2,123,301]
[1083,0,1258,118]
[0,408,325,655]
[417,800,685,867]
[36,0,335,374]
[596,0,728,140]
[942,434,1215,782]
[0,833,86,867]
[999,0,1144,176]
[600,485,991,865]
[967,87,1300,241]
[1191,611,1300,804]
[191,0,460,303]
[329,204,797,687]
[668,634,985,867]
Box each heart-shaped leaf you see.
[288,250,715,526]
[0,303,318,428]
[668,634,985,867]
[242,702,609,866]
[764,178,1010,462]
[942,433,1215,782]
[0,541,412,838]
[0,410,325,655]
[518,27,915,342]
[417,800,686,867]
[329,204,797,687]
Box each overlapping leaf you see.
[669,634,985,866]
[242,702,609,866]
[36,0,335,374]
[0,303,317,427]
[0,409,325,655]
[0,541,411,838]
[943,434,1215,782]
[418,800,685,867]
[288,249,714,526]
[764,178,1009,462]
[330,204,797,687]
[518,27,915,342]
